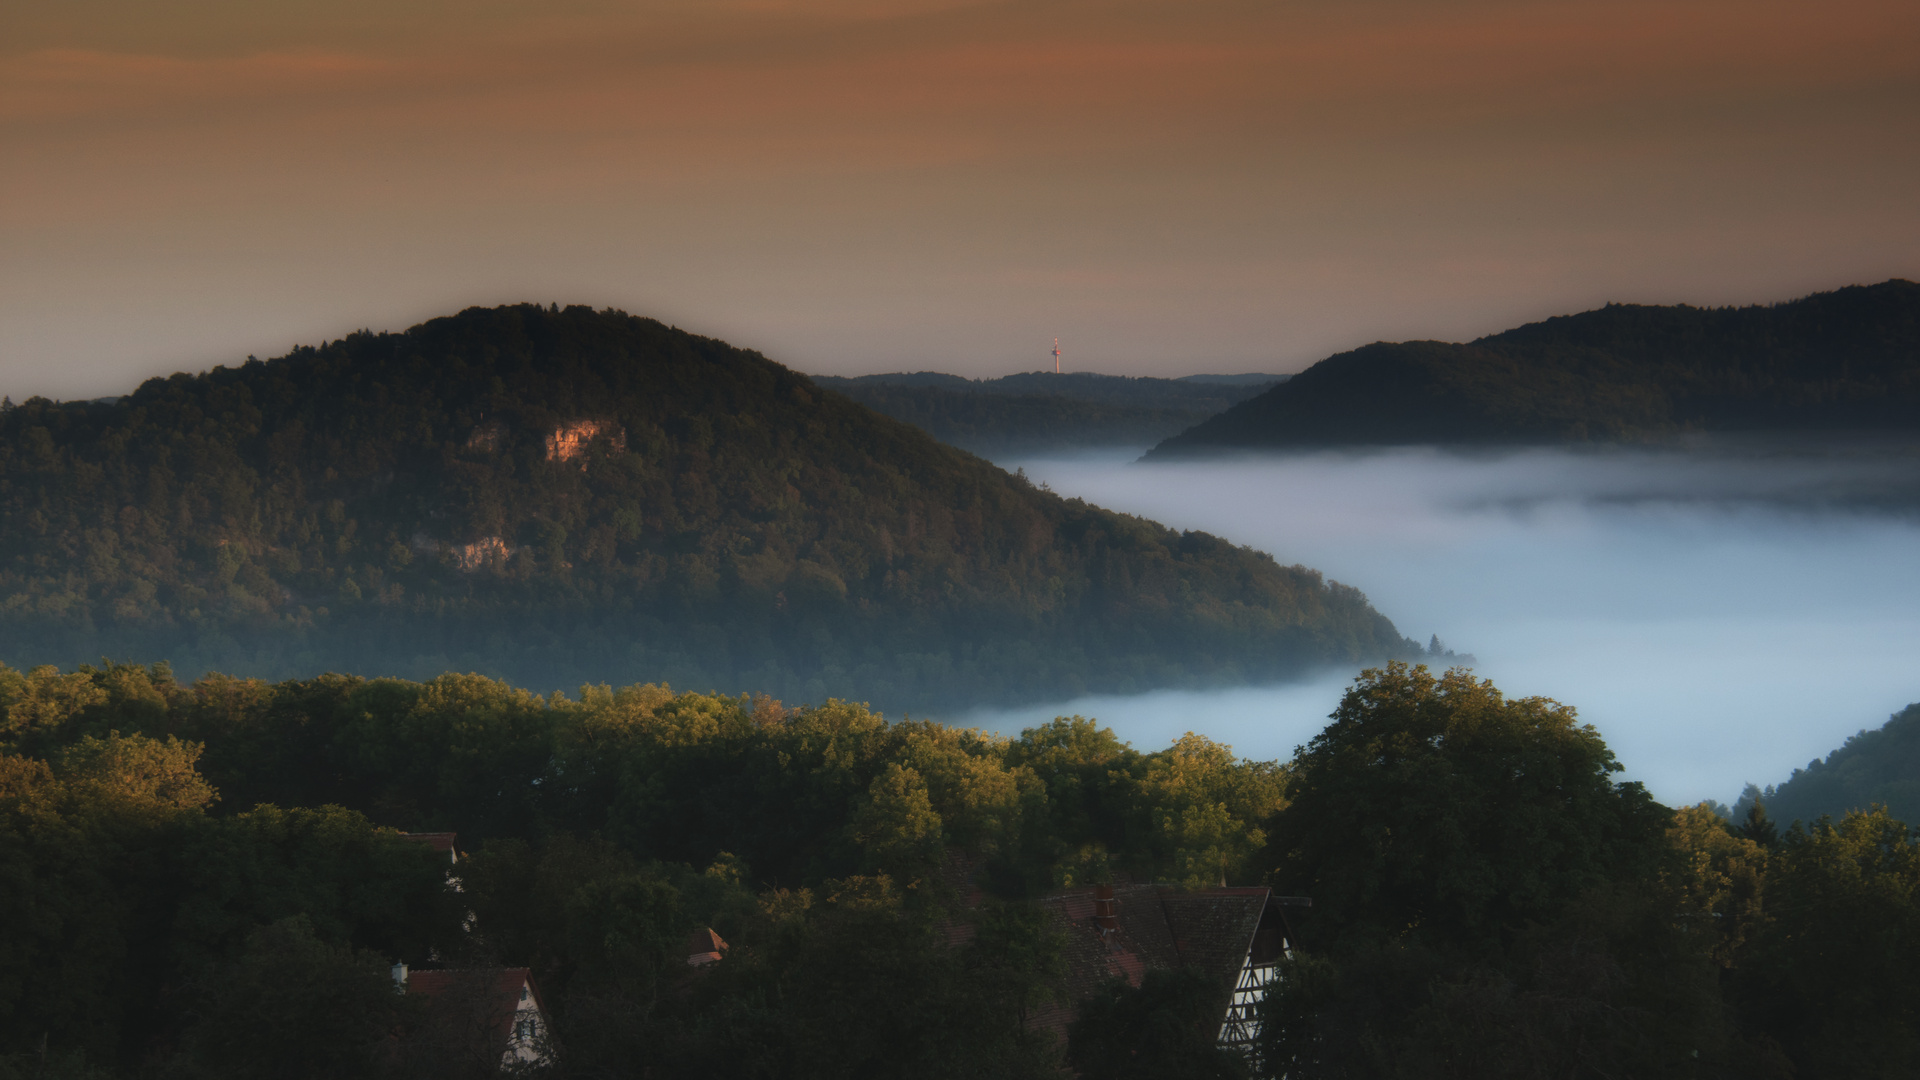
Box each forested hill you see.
[1146,279,1920,455]
[0,304,1412,708]
[1734,702,1920,828]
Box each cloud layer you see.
[958,446,1920,808]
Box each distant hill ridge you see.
[813,371,1282,456]
[0,304,1411,709]
[1146,280,1920,455]
[815,370,1282,412]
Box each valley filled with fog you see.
[956,444,1920,808]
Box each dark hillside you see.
[0,305,1411,708]
[1735,703,1920,827]
[1147,280,1920,454]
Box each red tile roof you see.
[401,967,543,1062]
[685,927,728,966]
[1024,885,1281,1042]
[397,832,460,862]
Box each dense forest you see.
[1733,702,1920,827]
[812,373,1280,457]
[1147,280,1920,454]
[0,306,1409,709]
[4,658,1916,1078]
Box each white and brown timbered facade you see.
[1216,892,1306,1050]
[1006,878,1309,1061]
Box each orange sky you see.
[4,0,1917,397]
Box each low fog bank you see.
[959,444,1920,807]
[951,668,1363,770]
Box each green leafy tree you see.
[1664,803,1768,966]
[1138,733,1286,888]
[170,804,457,968]
[1248,665,1768,1079]
[1068,968,1248,1080]
[1732,807,1920,1077]
[1264,662,1668,951]
[176,915,416,1080]
[54,731,216,824]
[851,763,946,881]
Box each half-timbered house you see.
[1024,882,1307,1054]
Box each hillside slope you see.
[1735,703,1920,827]
[1147,280,1920,455]
[0,305,1411,708]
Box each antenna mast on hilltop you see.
[1052,338,1061,374]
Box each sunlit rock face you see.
[544,420,624,465]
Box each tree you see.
[176,915,416,1080]
[1732,807,1920,1077]
[55,731,216,823]
[1138,733,1285,888]
[1252,666,1804,1080]
[851,763,945,880]
[1664,803,1767,966]
[1068,968,1248,1080]
[963,901,1068,1039]
[1264,663,1668,952]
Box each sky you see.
[4,0,1919,399]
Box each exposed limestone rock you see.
[544,420,624,465]
[452,537,513,571]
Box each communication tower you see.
[1052,338,1061,374]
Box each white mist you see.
[955,447,1920,808]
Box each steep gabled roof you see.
[398,831,460,863]
[401,967,544,1066]
[685,927,728,966]
[1024,884,1285,1042]
[1158,887,1269,990]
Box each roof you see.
[398,832,460,862]
[685,927,728,966]
[1024,885,1283,1042]
[1158,887,1270,989]
[401,967,543,1064]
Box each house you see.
[399,831,460,866]
[1027,882,1307,1052]
[392,965,554,1071]
[685,927,729,967]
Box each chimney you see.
[1093,884,1118,934]
[391,962,409,993]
